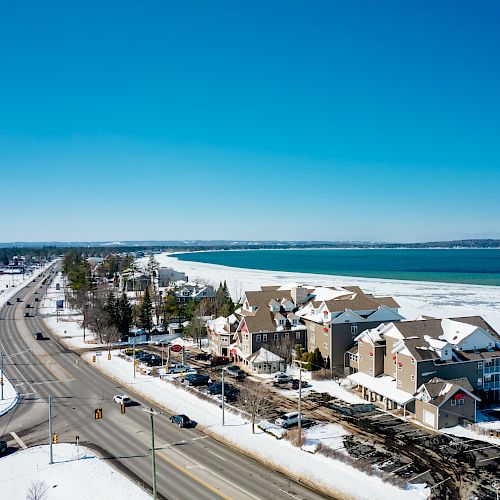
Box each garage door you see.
[423,409,435,428]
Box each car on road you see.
[210,356,230,367]
[34,290,39,294]
[34,332,44,341]
[113,394,132,405]
[6,301,12,306]
[182,373,209,386]
[0,440,7,455]
[34,297,40,302]
[16,297,21,302]
[24,312,30,318]
[275,412,300,429]
[169,414,192,428]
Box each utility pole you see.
[298,364,302,438]
[142,407,160,500]
[48,396,53,464]
[0,352,3,400]
[133,341,136,379]
[221,369,225,426]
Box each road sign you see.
[95,352,102,357]
[171,344,182,353]
[95,408,103,420]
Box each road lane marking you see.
[30,378,75,386]
[191,436,208,441]
[10,432,27,449]
[170,444,261,500]
[208,450,226,461]
[156,449,230,499]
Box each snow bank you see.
[0,444,149,500]
[0,373,19,417]
[83,350,428,500]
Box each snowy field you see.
[0,373,19,417]
[0,444,149,500]
[148,253,500,331]
[81,350,428,500]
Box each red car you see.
[210,356,229,367]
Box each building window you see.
[279,319,285,326]
[274,333,278,340]
[284,332,290,340]
[411,375,415,381]
[458,398,465,406]
[296,332,301,339]
[256,335,261,342]
[310,322,315,332]
[477,378,482,386]
[398,364,402,371]
[351,325,358,335]
[310,334,316,343]
[478,362,483,371]
[411,358,416,365]
[262,334,267,341]
[451,398,456,406]
[368,368,373,375]
[323,343,328,349]
[397,380,402,387]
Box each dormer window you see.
[279,319,285,326]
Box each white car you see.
[165,364,196,374]
[113,394,132,405]
[275,412,300,429]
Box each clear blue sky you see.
[1,1,499,242]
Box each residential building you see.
[172,283,215,303]
[295,285,403,369]
[207,315,238,356]
[346,316,500,426]
[158,267,188,287]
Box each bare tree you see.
[267,335,297,367]
[26,481,49,500]
[240,381,273,434]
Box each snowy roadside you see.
[81,349,429,500]
[0,373,20,417]
[0,443,150,500]
[39,272,106,350]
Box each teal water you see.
[175,249,500,286]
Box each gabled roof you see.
[248,347,284,363]
[417,377,479,407]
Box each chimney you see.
[291,286,309,306]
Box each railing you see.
[484,366,499,374]
[483,381,500,390]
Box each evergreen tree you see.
[139,286,153,332]
[118,292,133,338]
[163,293,179,322]
[105,292,119,327]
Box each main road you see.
[0,265,331,500]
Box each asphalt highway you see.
[0,265,331,500]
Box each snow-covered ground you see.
[0,373,19,417]
[81,349,428,500]
[441,425,500,446]
[151,253,500,331]
[0,444,149,500]
[39,273,106,350]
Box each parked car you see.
[274,374,293,385]
[169,414,192,428]
[291,379,308,390]
[182,374,209,386]
[166,364,195,374]
[113,394,132,405]
[210,356,230,367]
[34,332,44,341]
[224,366,247,379]
[192,352,212,361]
[0,440,7,455]
[275,412,300,429]
[206,382,238,396]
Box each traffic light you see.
[107,353,111,361]
[52,433,58,444]
[0,376,3,385]
[92,355,96,363]
[121,403,126,414]
[94,408,103,420]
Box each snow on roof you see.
[310,287,352,302]
[423,335,448,351]
[348,372,415,405]
[249,347,284,363]
[439,318,476,345]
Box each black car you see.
[34,332,44,341]
[169,414,192,428]
[225,367,246,379]
[0,440,7,455]
[207,382,238,396]
[183,374,209,386]
[192,352,212,361]
[291,379,309,390]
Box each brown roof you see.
[374,296,400,309]
[244,289,293,308]
[422,377,476,407]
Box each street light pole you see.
[221,368,225,426]
[0,352,3,400]
[142,407,160,500]
[48,396,53,464]
[298,364,302,438]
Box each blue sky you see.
[1,1,499,242]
